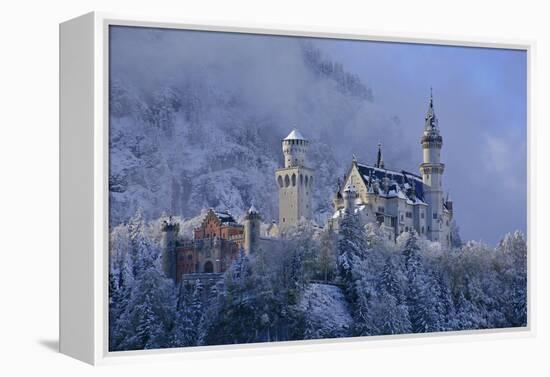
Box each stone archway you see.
[204,260,214,273]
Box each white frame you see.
[60,11,535,365]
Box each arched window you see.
[300,174,303,185]
[277,175,283,188]
[305,175,308,186]
[284,175,290,187]
[292,173,296,186]
[204,261,214,273]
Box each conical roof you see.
[283,129,306,141]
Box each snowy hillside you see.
[108,28,410,227]
[300,283,352,339]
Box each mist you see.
[109,26,527,245]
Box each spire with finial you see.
[425,87,439,134]
[376,143,385,169]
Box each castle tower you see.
[419,90,445,242]
[342,183,357,214]
[275,129,314,230]
[161,217,179,281]
[244,205,261,254]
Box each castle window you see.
[300,174,303,185]
[305,175,308,186]
[421,226,425,234]
[421,212,425,219]
[310,176,313,186]
[292,173,296,186]
[284,175,290,187]
[278,176,283,188]
[433,212,438,220]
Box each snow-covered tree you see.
[337,212,368,293]
[497,231,527,327]
[110,211,176,351]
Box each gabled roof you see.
[355,162,427,203]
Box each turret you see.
[282,129,309,168]
[161,217,179,281]
[343,184,357,214]
[419,89,445,242]
[276,129,314,229]
[244,206,261,254]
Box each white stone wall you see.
[276,167,314,229]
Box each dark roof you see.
[356,163,427,202]
[213,211,238,224]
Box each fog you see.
[110,26,527,245]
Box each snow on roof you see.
[283,129,306,141]
[213,211,237,223]
[356,162,426,202]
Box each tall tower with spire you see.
[275,129,314,230]
[420,89,445,242]
[375,143,385,169]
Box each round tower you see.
[419,89,445,242]
[276,129,314,229]
[161,217,179,281]
[343,184,357,214]
[282,129,309,168]
[244,206,261,254]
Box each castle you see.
[161,207,264,282]
[162,92,454,281]
[329,92,453,245]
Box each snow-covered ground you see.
[300,283,352,339]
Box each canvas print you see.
[108,25,527,351]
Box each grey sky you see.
[315,38,527,245]
[110,26,527,245]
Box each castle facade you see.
[162,93,455,281]
[161,208,261,282]
[328,93,453,246]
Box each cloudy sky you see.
[110,26,527,245]
[315,38,527,245]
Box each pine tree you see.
[497,231,527,326]
[379,258,405,304]
[113,223,176,351]
[172,283,197,347]
[337,212,367,295]
[401,231,443,333]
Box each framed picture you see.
[60,12,532,365]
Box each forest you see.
[109,210,527,351]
